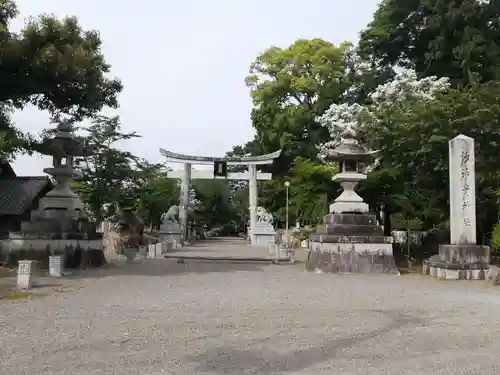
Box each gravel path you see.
[1,246,500,374]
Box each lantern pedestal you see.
[307,130,397,274]
[329,172,369,214]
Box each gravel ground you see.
[1,244,500,374]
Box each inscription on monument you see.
[18,263,30,275]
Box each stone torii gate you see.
[159,148,281,245]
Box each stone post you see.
[17,260,33,289]
[248,164,258,246]
[423,134,490,280]
[49,255,64,277]
[449,134,476,244]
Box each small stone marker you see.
[49,255,64,277]
[147,244,156,258]
[155,243,163,257]
[17,260,33,289]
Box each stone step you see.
[315,224,383,236]
[310,234,392,244]
[323,213,378,226]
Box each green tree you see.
[231,184,249,231]
[363,81,500,238]
[259,157,337,226]
[132,163,180,229]
[359,0,500,85]
[0,0,122,159]
[191,180,237,231]
[245,39,350,174]
[73,115,139,222]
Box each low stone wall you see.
[0,238,103,253]
[0,237,105,268]
[306,243,398,274]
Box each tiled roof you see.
[0,177,51,215]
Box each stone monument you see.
[249,206,276,248]
[7,119,104,268]
[423,134,490,280]
[306,127,397,273]
[159,205,182,247]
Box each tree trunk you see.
[383,210,392,237]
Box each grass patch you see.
[0,267,14,278]
[0,286,32,300]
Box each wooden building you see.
[0,162,53,237]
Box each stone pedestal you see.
[159,222,182,247]
[49,255,64,277]
[423,244,490,280]
[17,260,33,289]
[330,172,369,213]
[307,213,397,274]
[250,223,276,248]
[165,241,174,252]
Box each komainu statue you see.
[161,205,179,223]
[103,206,158,259]
[256,206,273,225]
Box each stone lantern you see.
[325,126,378,214]
[21,119,93,235]
[306,125,397,274]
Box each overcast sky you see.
[10,0,379,176]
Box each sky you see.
[10,0,380,176]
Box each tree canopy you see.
[359,0,500,85]
[4,0,500,249]
[227,0,500,252]
[0,0,122,159]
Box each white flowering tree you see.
[316,69,450,161]
[316,68,452,236]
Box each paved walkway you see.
[166,237,276,260]
[1,239,500,374]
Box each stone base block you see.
[422,260,489,280]
[439,244,490,264]
[330,201,369,214]
[159,232,182,247]
[306,242,397,274]
[251,233,276,248]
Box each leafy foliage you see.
[260,157,337,226]
[245,39,351,173]
[72,116,140,222]
[492,223,500,250]
[359,0,500,85]
[132,163,180,228]
[363,81,500,237]
[0,0,122,159]
[191,180,238,230]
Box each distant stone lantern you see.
[324,125,378,214]
[20,118,95,237]
[35,119,91,212]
